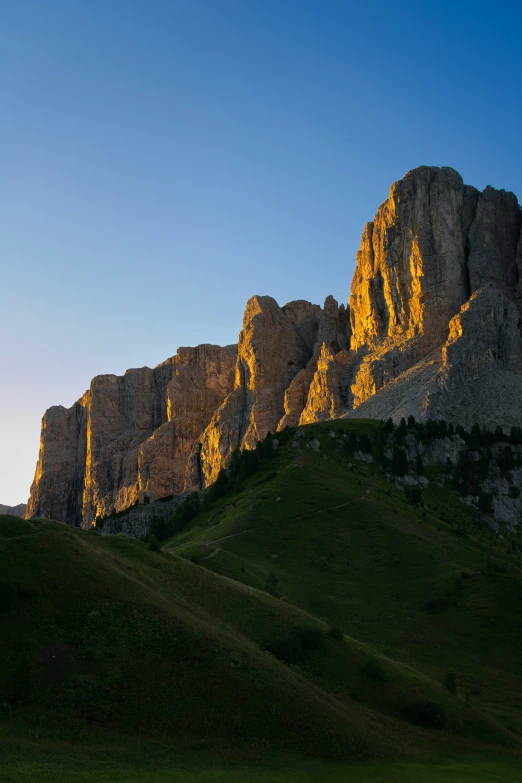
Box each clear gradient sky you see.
[1,0,521,505]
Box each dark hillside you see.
[2,418,522,779]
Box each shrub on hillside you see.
[149,515,170,541]
[478,492,494,514]
[264,631,303,665]
[358,434,372,453]
[424,596,452,613]
[328,624,344,641]
[405,486,423,506]
[362,655,387,682]
[263,625,324,665]
[443,670,457,695]
[147,534,160,551]
[294,626,323,651]
[404,699,447,728]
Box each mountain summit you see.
[26,166,522,527]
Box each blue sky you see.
[1,0,521,504]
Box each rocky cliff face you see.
[195,294,351,487]
[345,167,522,428]
[26,345,237,527]
[26,166,522,527]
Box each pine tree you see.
[391,446,408,476]
[384,417,394,434]
[397,418,407,439]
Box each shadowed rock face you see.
[26,166,522,526]
[0,503,27,518]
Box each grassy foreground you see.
[1,418,522,780]
[2,745,521,782]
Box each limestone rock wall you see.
[25,398,88,525]
[346,167,522,423]
[195,295,352,486]
[26,165,522,527]
[26,345,236,527]
[349,167,478,353]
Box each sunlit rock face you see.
[350,167,478,352]
[25,397,88,525]
[26,166,522,526]
[195,295,352,486]
[345,166,522,427]
[26,345,236,527]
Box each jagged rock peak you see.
[195,294,351,487]
[350,165,521,353]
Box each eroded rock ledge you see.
[26,166,522,527]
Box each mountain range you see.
[24,166,522,528]
[0,504,26,518]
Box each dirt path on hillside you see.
[205,528,254,545]
[203,548,221,560]
[200,487,371,559]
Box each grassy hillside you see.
[1,418,522,781]
[166,420,522,734]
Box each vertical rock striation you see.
[27,345,236,527]
[25,398,88,525]
[194,295,352,486]
[346,166,522,422]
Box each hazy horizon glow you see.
[1,0,522,505]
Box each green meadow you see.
[1,419,521,781]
